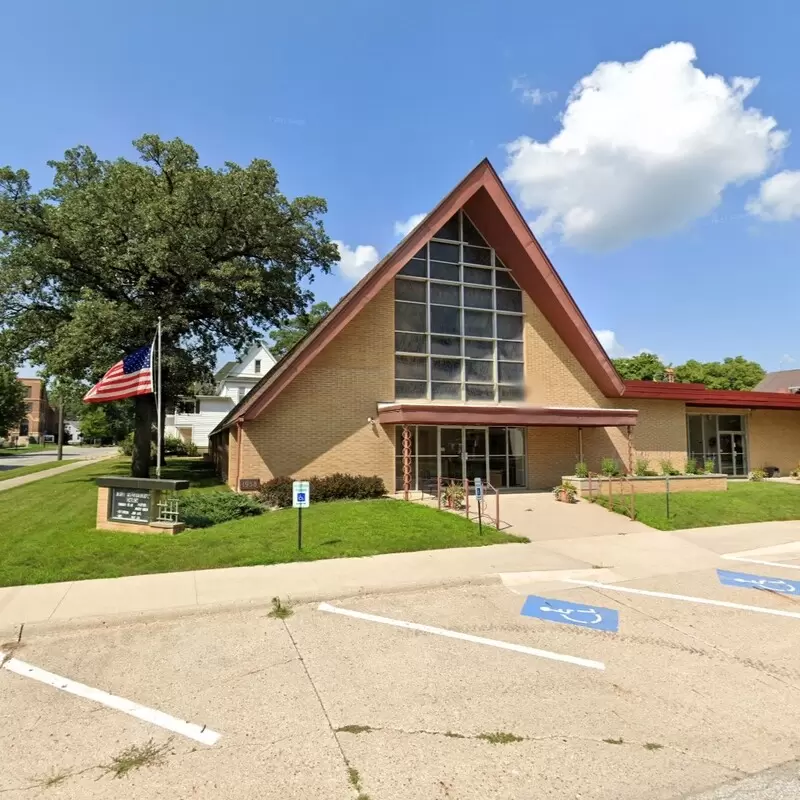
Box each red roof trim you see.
[216,159,626,431]
[377,404,638,428]
[622,380,800,411]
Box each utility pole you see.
[57,400,64,461]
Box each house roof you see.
[209,159,627,436]
[622,379,800,411]
[753,370,800,393]
[214,361,237,382]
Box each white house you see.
[166,342,276,448]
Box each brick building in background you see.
[7,378,56,444]
[209,160,800,491]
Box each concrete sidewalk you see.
[0,448,118,492]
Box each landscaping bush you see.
[748,468,766,482]
[179,491,263,528]
[704,459,715,474]
[659,459,680,476]
[164,435,198,457]
[258,473,386,508]
[600,457,620,477]
[633,458,656,477]
[574,461,589,478]
[118,432,158,459]
[685,459,698,475]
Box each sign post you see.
[292,480,310,550]
[474,477,483,534]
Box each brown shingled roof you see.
[753,370,800,393]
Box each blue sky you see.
[4,0,800,376]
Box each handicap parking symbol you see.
[717,568,800,595]
[521,595,619,632]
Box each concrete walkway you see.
[0,448,117,492]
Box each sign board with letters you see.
[239,478,261,493]
[110,488,152,524]
[292,481,310,509]
[474,477,483,500]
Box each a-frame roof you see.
[210,159,624,434]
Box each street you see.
[0,446,116,472]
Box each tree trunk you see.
[56,402,64,461]
[132,394,152,478]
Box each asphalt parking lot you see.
[2,556,800,799]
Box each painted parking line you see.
[521,595,619,632]
[717,568,800,595]
[318,602,605,671]
[0,651,220,746]
[721,555,800,571]
[562,580,800,621]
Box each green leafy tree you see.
[269,301,332,357]
[0,366,26,439]
[612,352,666,381]
[674,356,765,390]
[0,135,338,475]
[78,405,110,442]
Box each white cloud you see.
[503,42,787,251]
[393,213,427,237]
[594,329,626,358]
[746,170,800,220]
[780,353,796,366]
[333,241,380,281]
[511,77,557,106]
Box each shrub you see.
[164,435,199,457]
[574,461,589,478]
[118,432,158,459]
[659,459,680,476]
[685,459,698,475]
[748,468,766,482]
[704,459,715,474]
[600,457,620,477]
[179,491,263,528]
[634,458,650,477]
[258,473,387,508]
[28,435,38,444]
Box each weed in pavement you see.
[101,739,171,778]
[268,596,293,619]
[477,731,524,745]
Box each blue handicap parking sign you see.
[717,568,800,595]
[297,492,306,502]
[521,594,619,632]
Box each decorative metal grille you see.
[157,496,180,523]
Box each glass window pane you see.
[496,288,522,312]
[417,426,437,455]
[508,427,525,456]
[488,427,506,455]
[431,358,462,381]
[440,428,462,453]
[433,214,459,241]
[499,385,525,401]
[466,384,494,401]
[465,359,493,382]
[464,309,493,337]
[718,415,743,431]
[498,362,524,384]
[465,429,487,455]
[429,242,460,263]
[464,287,493,309]
[494,269,518,289]
[395,355,427,380]
[395,425,416,454]
[418,457,438,489]
[465,338,493,359]
[400,258,426,278]
[463,245,492,266]
[463,266,493,286]
[497,314,523,341]
[431,336,461,356]
[489,456,507,488]
[432,382,461,400]
[396,457,415,491]
[431,305,461,335]
[430,282,460,306]
[395,278,426,303]
[395,380,426,399]
[395,332,427,354]
[395,301,427,332]
[462,213,488,246]
[508,456,526,487]
[497,340,523,361]
[430,261,460,282]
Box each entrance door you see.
[464,428,488,483]
[439,427,463,480]
[719,432,746,476]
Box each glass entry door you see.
[719,432,746,476]
[465,428,488,482]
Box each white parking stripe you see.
[563,580,800,620]
[318,602,605,671]
[1,652,220,746]
[721,555,800,571]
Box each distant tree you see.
[674,357,765,391]
[269,301,332,357]
[0,366,26,438]
[78,405,111,442]
[612,353,666,381]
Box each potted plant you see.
[553,480,577,503]
[443,481,465,509]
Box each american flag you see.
[83,345,154,403]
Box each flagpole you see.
[156,317,162,479]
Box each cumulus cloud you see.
[594,329,626,358]
[333,241,380,281]
[511,76,557,106]
[393,213,427,237]
[503,42,787,251]
[746,170,800,221]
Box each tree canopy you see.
[0,135,339,472]
[0,366,25,438]
[269,301,332,357]
[612,353,766,391]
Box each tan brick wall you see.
[748,410,800,475]
[570,475,727,497]
[527,427,580,489]
[237,283,395,489]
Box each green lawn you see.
[0,460,74,482]
[596,481,800,531]
[0,457,524,587]
[0,443,58,456]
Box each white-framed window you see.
[176,399,199,415]
[394,210,525,403]
[255,359,261,374]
